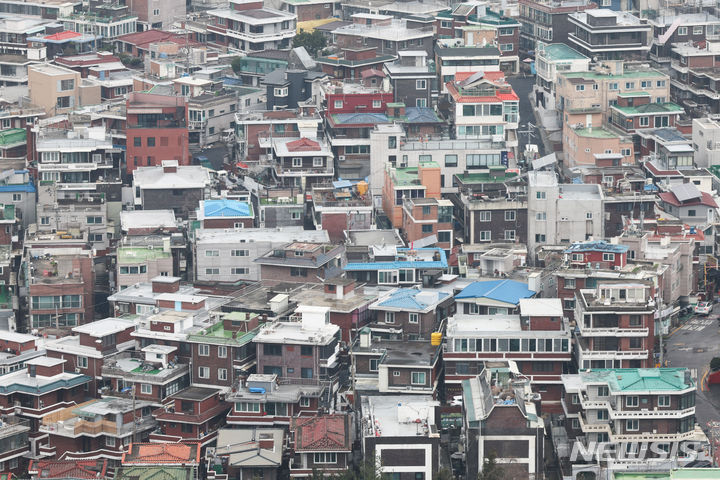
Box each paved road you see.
[665,310,720,428]
[507,75,546,159]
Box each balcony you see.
[189,120,207,130]
[577,347,649,360]
[610,407,695,419]
[274,164,334,177]
[40,415,156,438]
[212,24,295,43]
[101,352,190,384]
[578,326,649,337]
[610,428,696,442]
[577,413,612,434]
[568,33,648,52]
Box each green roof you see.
[580,368,694,392]
[539,43,589,62]
[186,316,262,346]
[612,102,684,115]
[468,10,521,26]
[455,170,518,184]
[573,127,619,139]
[115,467,197,480]
[393,167,421,187]
[0,128,26,147]
[117,247,171,263]
[614,469,720,480]
[561,69,666,80]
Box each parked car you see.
[695,301,712,316]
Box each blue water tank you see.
[249,387,266,394]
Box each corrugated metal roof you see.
[455,279,535,304]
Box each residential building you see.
[187,91,238,148]
[194,227,328,283]
[26,247,95,330]
[648,13,720,65]
[28,460,109,480]
[210,428,283,480]
[278,0,337,21]
[462,362,545,478]
[128,0,185,30]
[310,183,373,243]
[383,51,436,108]
[195,199,254,230]
[0,170,36,227]
[608,93,684,134]
[235,110,323,164]
[207,0,296,53]
[446,298,571,411]
[28,63,100,115]
[367,286,453,341]
[563,110,635,166]
[567,9,651,61]
[315,47,396,81]
[455,279,536,316]
[360,395,440,479]
[108,276,203,316]
[434,43,501,90]
[59,0,138,40]
[116,247,173,288]
[351,329,443,396]
[264,136,334,192]
[381,161,441,228]
[518,0,596,53]
[527,170,604,257]
[0,416,30,475]
[126,92,190,173]
[559,368,699,476]
[344,246,448,287]
[39,396,156,461]
[534,42,590,109]
[121,442,200,467]
[254,242,344,286]
[574,280,656,369]
[115,466,196,480]
[669,40,720,115]
[289,414,351,477]
[132,161,212,219]
[263,67,327,111]
[150,387,230,445]
[658,183,718,226]
[692,117,720,168]
[332,14,434,58]
[119,210,186,279]
[401,197,454,251]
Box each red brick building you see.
[150,387,230,445]
[126,92,189,173]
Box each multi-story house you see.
[351,329,443,397]
[560,368,699,476]
[608,93,684,134]
[446,298,571,411]
[255,242,344,286]
[121,442,200,467]
[574,280,656,369]
[0,415,30,474]
[289,414,352,477]
[33,126,122,251]
[535,42,590,110]
[235,110,323,163]
[195,199,254,230]
[368,287,453,341]
[0,170,35,227]
[310,184,373,243]
[207,0,296,53]
[567,9,651,61]
[126,92,190,173]
[527,170,604,258]
[187,91,238,148]
[265,136,334,192]
[454,169,528,245]
[383,51,436,108]
[132,161,212,219]
[278,0,337,21]
[127,0,185,30]
[434,43,502,92]
[212,428,283,479]
[563,110,635,166]
[518,0,596,53]
[150,387,230,445]
[59,0,137,40]
[116,247,173,288]
[39,396,156,461]
[194,228,328,283]
[462,362,545,478]
[344,246,448,287]
[445,71,518,161]
[28,459,109,480]
[658,183,718,226]
[401,197,454,252]
[28,63,100,115]
[360,395,440,479]
[648,12,720,65]
[669,40,720,115]
[381,161,441,228]
[26,247,95,331]
[332,14,434,57]
[455,279,536,315]
[316,47,396,81]
[692,117,720,168]
[0,0,80,19]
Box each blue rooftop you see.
[203,199,253,218]
[0,183,35,193]
[377,288,450,310]
[564,240,629,254]
[344,248,448,271]
[455,280,535,304]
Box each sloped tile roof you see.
[291,414,351,451]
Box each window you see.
[536,191,546,199]
[290,267,307,277]
[313,157,324,167]
[218,368,228,381]
[629,338,642,349]
[205,250,219,257]
[639,116,649,127]
[140,384,152,394]
[274,87,288,97]
[576,85,585,91]
[422,224,433,233]
[264,344,282,356]
[535,234,546,243]
[205,268,219,275]
[12,193,21,202]
[369,358,379,372]
[678,26,688,35]
[572,419,580,429]
[536,212,547,221]
[236,402,260,412]
[300,397,310,407]
[56,96,71,109]
[657,80,666,87]
[301,368,313,378]
[411,371,426,385]
[59,79,74,91]
[479,211,491,222]
[626,396,639,407]
[385,312,395,324]
[372,99,381,108]
[301,345,313,356]
[500,43,513,51]
[314,453,337,464]
[504,230,515,241]
[198,366,210,378]
[565,278,576,289]
[409,313,419,324]
[198,344,210,357]
[626,419,639,431]
[292,157,302,167]
[609,83,618,90]
[597,386,609,397]
[571,394,579,404]
[106,437,116,447]
[416,79,427,90]
[688,209,697,217]
[87,216,103,224]
[602,253,614,261]
[231,267,249,275]
[393,371,400,376]
[147,137,155,147]
[622,148,631,156]
[290,210,302,220]
[480,231,491,241]
[505,210,516,221]
[218,346,227,358]
[438,231,451,243]
[334,100,343,109]
[625,82,635,89]
[231,249,249,257]
[445,154,458,167]
[416,98,427,107]
[77,356,88,369]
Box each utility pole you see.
[132,383,137,443]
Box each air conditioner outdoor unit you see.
[74,368,81,373]
[338,155,345,161]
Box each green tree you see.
[292,29,327,57]
[478,452,502,480]
[231,56,243,74]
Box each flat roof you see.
[73,317,135,337]
[170,386,218,401]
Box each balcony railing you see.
[274,165,334,177]
[40,416,155,438]
[578,326,649,337]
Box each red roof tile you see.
[44,31,82,41]
[659,191,718,208]
[455,71,506,82]
[121,443,201,465]
[28,460,108,479]
[116,30,200,50]
[286,137,321,152]
[291,414,350,452]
